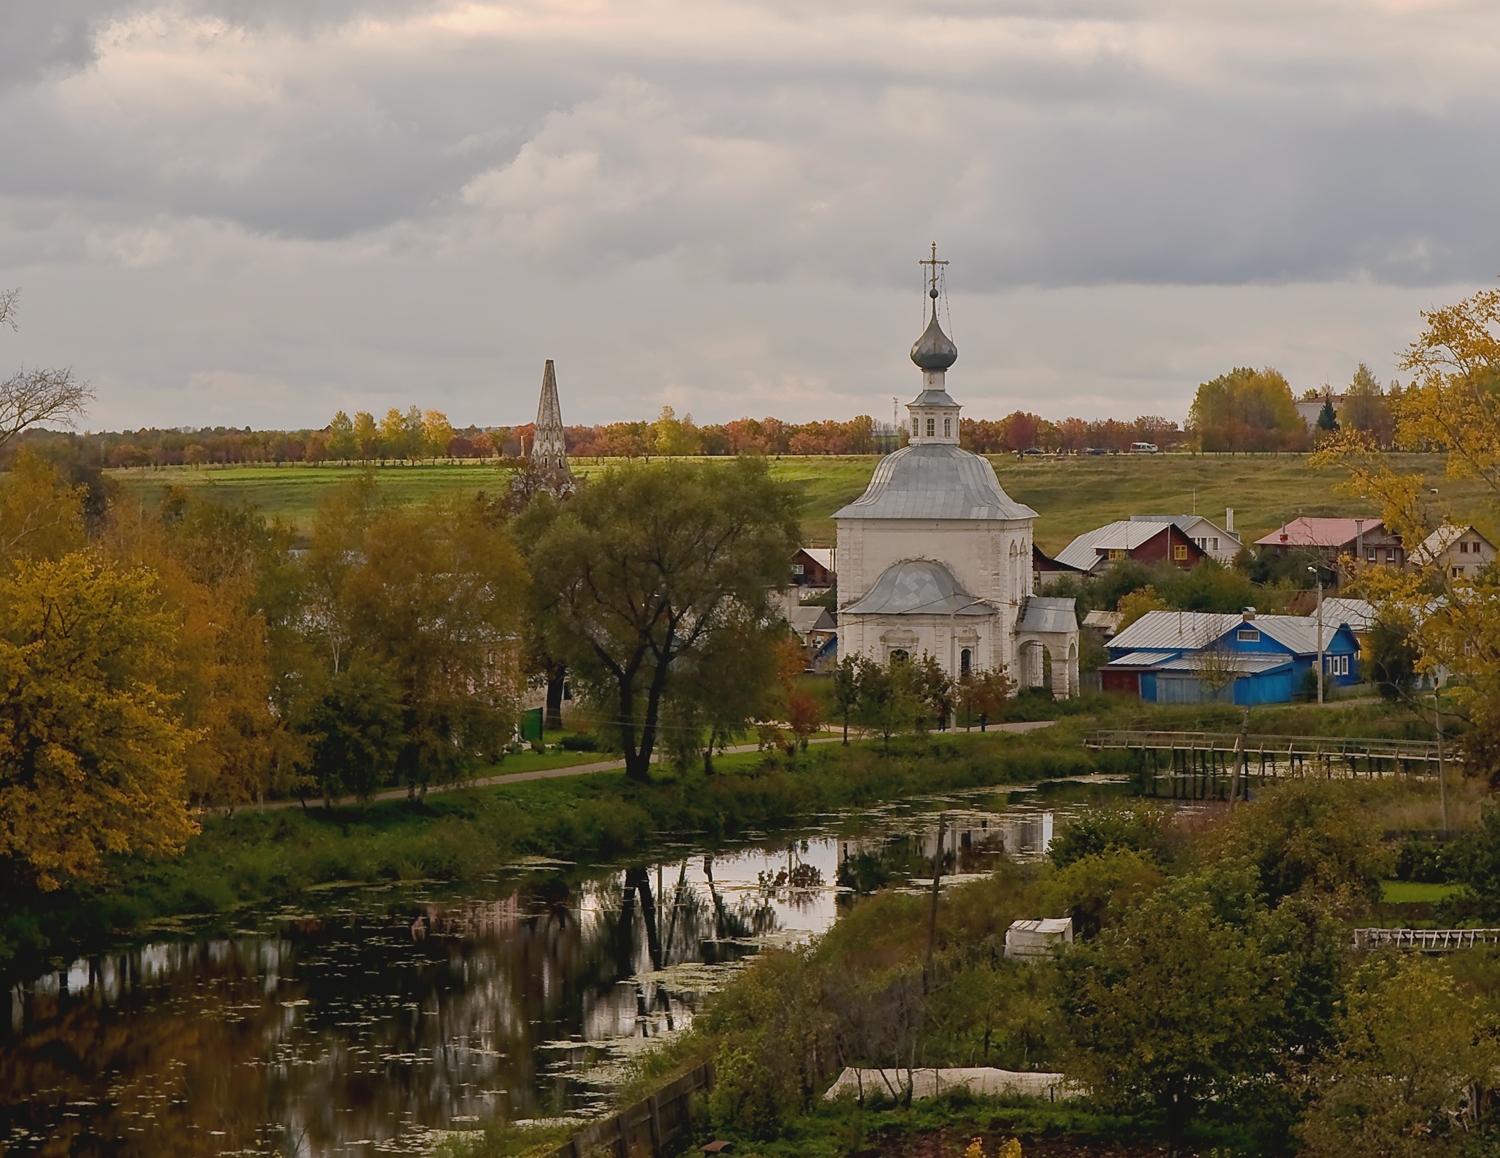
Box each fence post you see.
[647,1094,662,1155]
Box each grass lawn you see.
[1380,880,1463,904]
[106,452,1495,552]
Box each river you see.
[0,778,1126,1156]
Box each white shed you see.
[1004,918,1074,961]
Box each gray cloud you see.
[0,0,1497,427]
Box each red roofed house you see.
[1254,517,1405,575]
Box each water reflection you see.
[0,786,1109,1156]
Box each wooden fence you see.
[1352,928,1500,953]
[1085,730,1450,800]
[551,1062,714,1158]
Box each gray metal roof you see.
[1108,610,1352,657]
[787,605,836,635]
[1154,653,1292,674]
[841,559,994,617]
[909,387,959,408]
[1017,596,1078,633]
[834,443,1037,521]
[1054,521,1173,571]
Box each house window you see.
[792,563,804,575]
[1108,549,1126,561]
[1173,544,1188,561]
[1211,537,1219,550]
[944,417,952,438]
[1386,548,1395,562]
[1461,541,1470,553]
[926,417,936,437]
[1453,566,1463,578]
[1237,628,1260,642]
[960,648,972,677]
[1367,551,1375,562]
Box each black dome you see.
[910,312,957,371]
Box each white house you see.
[1411,524,1497,581]
[834,265,1079,696]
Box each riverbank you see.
[0,723,1111,986]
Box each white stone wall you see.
[838,611,1003,678]
[837,518,1033,608]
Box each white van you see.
[1129,442,1160,455]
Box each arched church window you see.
[926,417,936,437]
[944,417,952,438]
[890,649,909,664]
[960,648,972,677]
[912,417,919,435]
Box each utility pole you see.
[1436,684,1448,832]
[1308,565,1324,704]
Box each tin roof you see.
[1054,521,1174,571]
[1017,596,1078,634]
[841,559,995,617]
[833,443,1037,522]
[1108,610,1352,657]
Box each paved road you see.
[230,720,1056,813]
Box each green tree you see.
[1317,394,1339,432]
[352,410,377,461]
[853,654,945,749]
[327,410,356,461]
[1299,957,1496,1158]
[530,458,799,781]
[1059,869,1288,1154]
[1367,611,1419,701]
[0,554,196,890]
[303,665,404,804]
[1212,778,1389,908]
[1188,366,1306,453]
[830,654,865,743]
[1040,847,1165,940]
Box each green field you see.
[1380,879,1462,904]
[108,452,1495,553]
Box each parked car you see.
[1019,447,1046,457]
[1129,442,1160,454]
[1085,447,1109,456]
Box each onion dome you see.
[910,307,957,371]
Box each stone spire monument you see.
[529,359,574,487]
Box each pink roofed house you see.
[1254,516,1406,573]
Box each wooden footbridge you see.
[1086,730,1449,800]
[1353,928,1500,953]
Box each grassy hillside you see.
[107,452,1493,553]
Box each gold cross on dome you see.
[919,242,948,296]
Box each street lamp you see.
[1307,565,1324,705]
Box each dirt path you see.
[232,721,1056,813]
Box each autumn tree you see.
[103,490,296,808]
[1312,286,1500,775]
[352,410,378,461]
[1188,366,1306,453]
[530,458,799,781]
[0,289,93,452]
[0,449,86,567]
[0,554,196,890]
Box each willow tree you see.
[530,458,799,781]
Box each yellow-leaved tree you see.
[1312,286,1500,777]
[0,553,196,890]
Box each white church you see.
[834,261,1080,696]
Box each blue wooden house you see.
[1100,609,1360,705]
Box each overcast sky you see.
[1,0,1497,431]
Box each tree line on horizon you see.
[6,359,1409,468]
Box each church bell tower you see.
[906,243,961,446]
